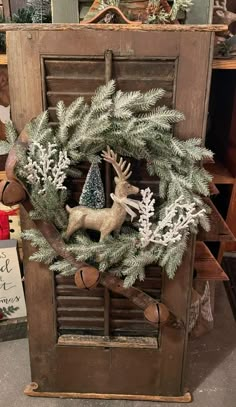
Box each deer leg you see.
[114,227,121,237]
[99,230,107,241]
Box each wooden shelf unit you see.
[204,160,235,185]
[202,160,236,262]
[194,242,228,281]
[0,54,7,65]
[213,59,236,70]
[207,62,236,263]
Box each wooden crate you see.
[5,24,219,400]
[0,317,27,342]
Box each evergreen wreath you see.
[0,80,213,287]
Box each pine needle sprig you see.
[0,121,18,155]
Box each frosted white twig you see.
[25,142,70,194]
[138,188,206,248]
[138,188,155,247]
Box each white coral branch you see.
[138,188,205,248]
[25,142,70,194]
[138,188,156,247]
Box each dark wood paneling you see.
[20,206,58,390]
[194,241,228,281]
[56,346,161,395]
[56,268,161,337]
[10,0,27,15]
[44,57,175,117]
[46,77,105,93]
[45,59,106,77]
[57,296,104,307]
[222,257,236,321]
[197,198,236,241]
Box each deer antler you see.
[213,0,236,26]
[102,146,132,181]
[214,0,227,11]
[214,0,226,17]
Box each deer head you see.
[102,147,139,198]
[213,0,236,26]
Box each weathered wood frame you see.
[186,0,214,24]
[51,0,79,23]
[7,26,215,398]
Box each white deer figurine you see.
[65,147,140,241]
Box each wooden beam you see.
[197,198,236,241]
[2,0,11,18]
[194,242,229,281]
[213,59,236,70]
[204,160,235,184]
[0,23,228,32]
[58,335,158,349]
[24,382,192,402]
[51,0,79,23]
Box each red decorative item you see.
[0,208,18,240]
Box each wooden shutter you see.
[8,27,214,397]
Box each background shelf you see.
[213,59,236,70]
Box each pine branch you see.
[5,121,18,145]
[0,121,18,155]
[0,140,12,155]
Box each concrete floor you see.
[1,282,236,407]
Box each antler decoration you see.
[101,146,132,181]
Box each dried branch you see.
[138,188,206,248]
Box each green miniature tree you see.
[79,163,105,209]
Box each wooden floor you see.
[1,282,236,407]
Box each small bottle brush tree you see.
[79,163,105,209]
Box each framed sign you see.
[0,239,26,320]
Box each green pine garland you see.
[0,80,213,287]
